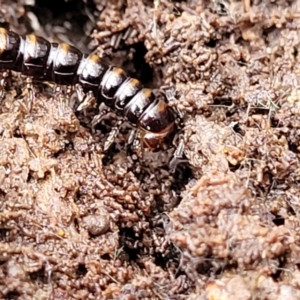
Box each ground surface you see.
[1,0,300,299]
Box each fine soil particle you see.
[1,0,300,299]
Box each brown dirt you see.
[1,0,300,299]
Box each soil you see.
[1,0,300,299]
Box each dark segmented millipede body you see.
[0,27,176,151]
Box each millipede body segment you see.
[0,28,176,150]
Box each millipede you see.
[0,27,183,166]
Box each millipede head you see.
[139,122,176,151]
[138,99,176,150]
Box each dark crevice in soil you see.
[29,0,92,51]
[31,0,88,30]
[205,39,217,48]
[272,213,285,226]
[271,254,288,282]
[128,42,154,85]
[0,228,10,241]
[213,97,233,106]
[100,253,111,261]
[171,162,193,193]
[119,228,139,260]
[5,291,20,300]
[29,267,48,283]
[76,263,88,277]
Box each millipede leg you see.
[127,128,137,145]
[91,104,111,128]
[22,77,35,112]
[75,84,95,111]
[75,84,85,102]
[0,71,9,100]
[54,85,64,116]
[126,129,144,159]
[104,119,123,151]
[55,85,74,116]
[169,135,185,173]
[77,91,95,111]
[132,130,144,159]
[65,86,74,107]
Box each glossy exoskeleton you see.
[0,27,176,151]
